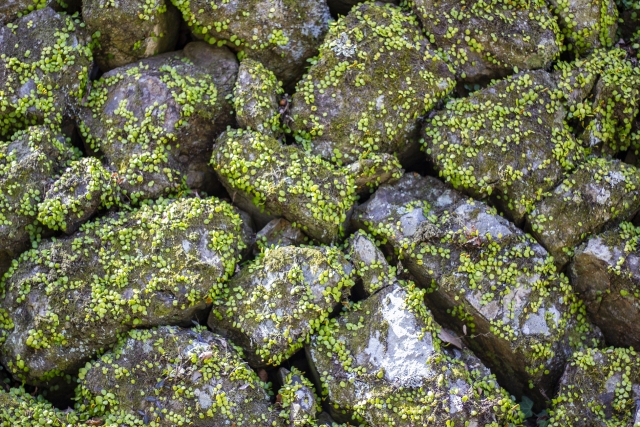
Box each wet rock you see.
[290,2,455,166]
[84,0,180,71]
[0,7,93,137]
[233,59,284,139]
[78,42,238,204]
[208,245,354,367]
[346,153,403,197]
[277,367,320,426]
[306,281,524,425]
[75,326,283,426]
[423,70,584,225]
[0,197,252,388]
[353,173,596,405]
[170,0,330,86]
[570,222,640,349]
[0,126,78,277]
[0,387,80,425]
[548,347,640,426]
[252,218,307,256]
[211,128,357,244]
[346,230,395,297]
[527,157,640,269]
[405,0,560,82]
[37,157,121,234]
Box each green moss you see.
[0,387,80,426]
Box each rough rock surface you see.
[84,0,180,71]
[0,387,80,426]
[570,222,640,349]
[170,0,330,86]
[78,42,238,204]
[528,157,640,269]
[353,173,595,405]
[277,367,321,426]
[346,230,395,297]
[75,326,283,426]
[208,245,354,367]
[405,0,561,82]
[547,347,640,426]
[290,2,455,165]
[211,129,357,244]
[0,197,252,388]
[346,153,403,197]
[307,281,524,425]
[0,7,92,137]
[252,218,307,256]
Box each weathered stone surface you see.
[353,173,596,405]
[211,128,357,244]
[234,58,284,139]
[170,0,330,86]
[0,126,77,277]
[548,347,640,426]
[346,153,403,197]
[306,281,524,425]
[0,387,80,426]
[290,2,455,165]
[75,326,283,426]
[528,157,640,269]
[346,230,395,297]
[79,42,238,204]
[570,222,640,349]
[37,157,121,234]
[84,0,180,72]
[208,245,354,367]
[0,0,81,28]
[0,7,92,137]
[0,197,252,388]
[253,218,307,256]
[327,0,397,16]
[277,367,320,426]
[405,0,560,82]
[423,70,584,225]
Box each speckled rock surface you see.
[346,230,395,297]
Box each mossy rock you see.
[0,386,80,426]
[0,197,252,389]
[423,70,584,225]
[208,245,354,367]
[570,222,640,349]
[353,173,598,406]
[0,7,93,137]
[0,126,78,278]
[75,326,284,426]
[37,157,122,234]
[211,128,357,244]
[169,0,330,86]
[346,230,396,297]
[233,58,284,139]
[276,367,321,426]
[252,218,308,256]
[327,0,397,16]
[405,0,560,82]
[527,157,640,269]
[84,0,181,72]
[547,347,640,426]
[78,41,238,204]
[290,2,455,165]
[346,152,403,197]
[306,281,525,425]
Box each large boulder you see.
[211,129,357,244]
[0,197,252,388]
[0,126,78,277]
[169,0,331,86]
[75,326,283,426]
[0,387,80,426]
[208,245,354,367]
[423,70,584,225]
[353,173,596,405]
[290,2,455,166]
[569,222,640,349]
[78,42,238,204]
[83,0,180,71]
[527,157,640,269]
[306,281,525,425]
[548,347,640,426]
[0,7,93,137]
[405,0,560,82]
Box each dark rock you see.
[327,0,397,17]
[346,230,395,297]
[0,387,80,425]
[252,218,307,256]
[277,367,320,426]
[346,153,403,197]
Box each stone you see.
[346,230,396,297]
[277,367,320,426]
[346,153,403,197]
[0,387,80,426]
[0,197,252,388]
[208,245,354,367]
[327,0,397,17]
[252,218,308,256]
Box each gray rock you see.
[346,153,403,197]
[170,0,331,86]
[346,230,395,297]
[84,0,180,71]
[252,218,307,256]
[75,326,283,426]
[290,2,455,165]
[78,42,238,204]
[277,367,320,426]
[0,197,252,388]
[208,245,354,367]
[0,0,81,27]
[353,173,597,405]
[405,0,560,82]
